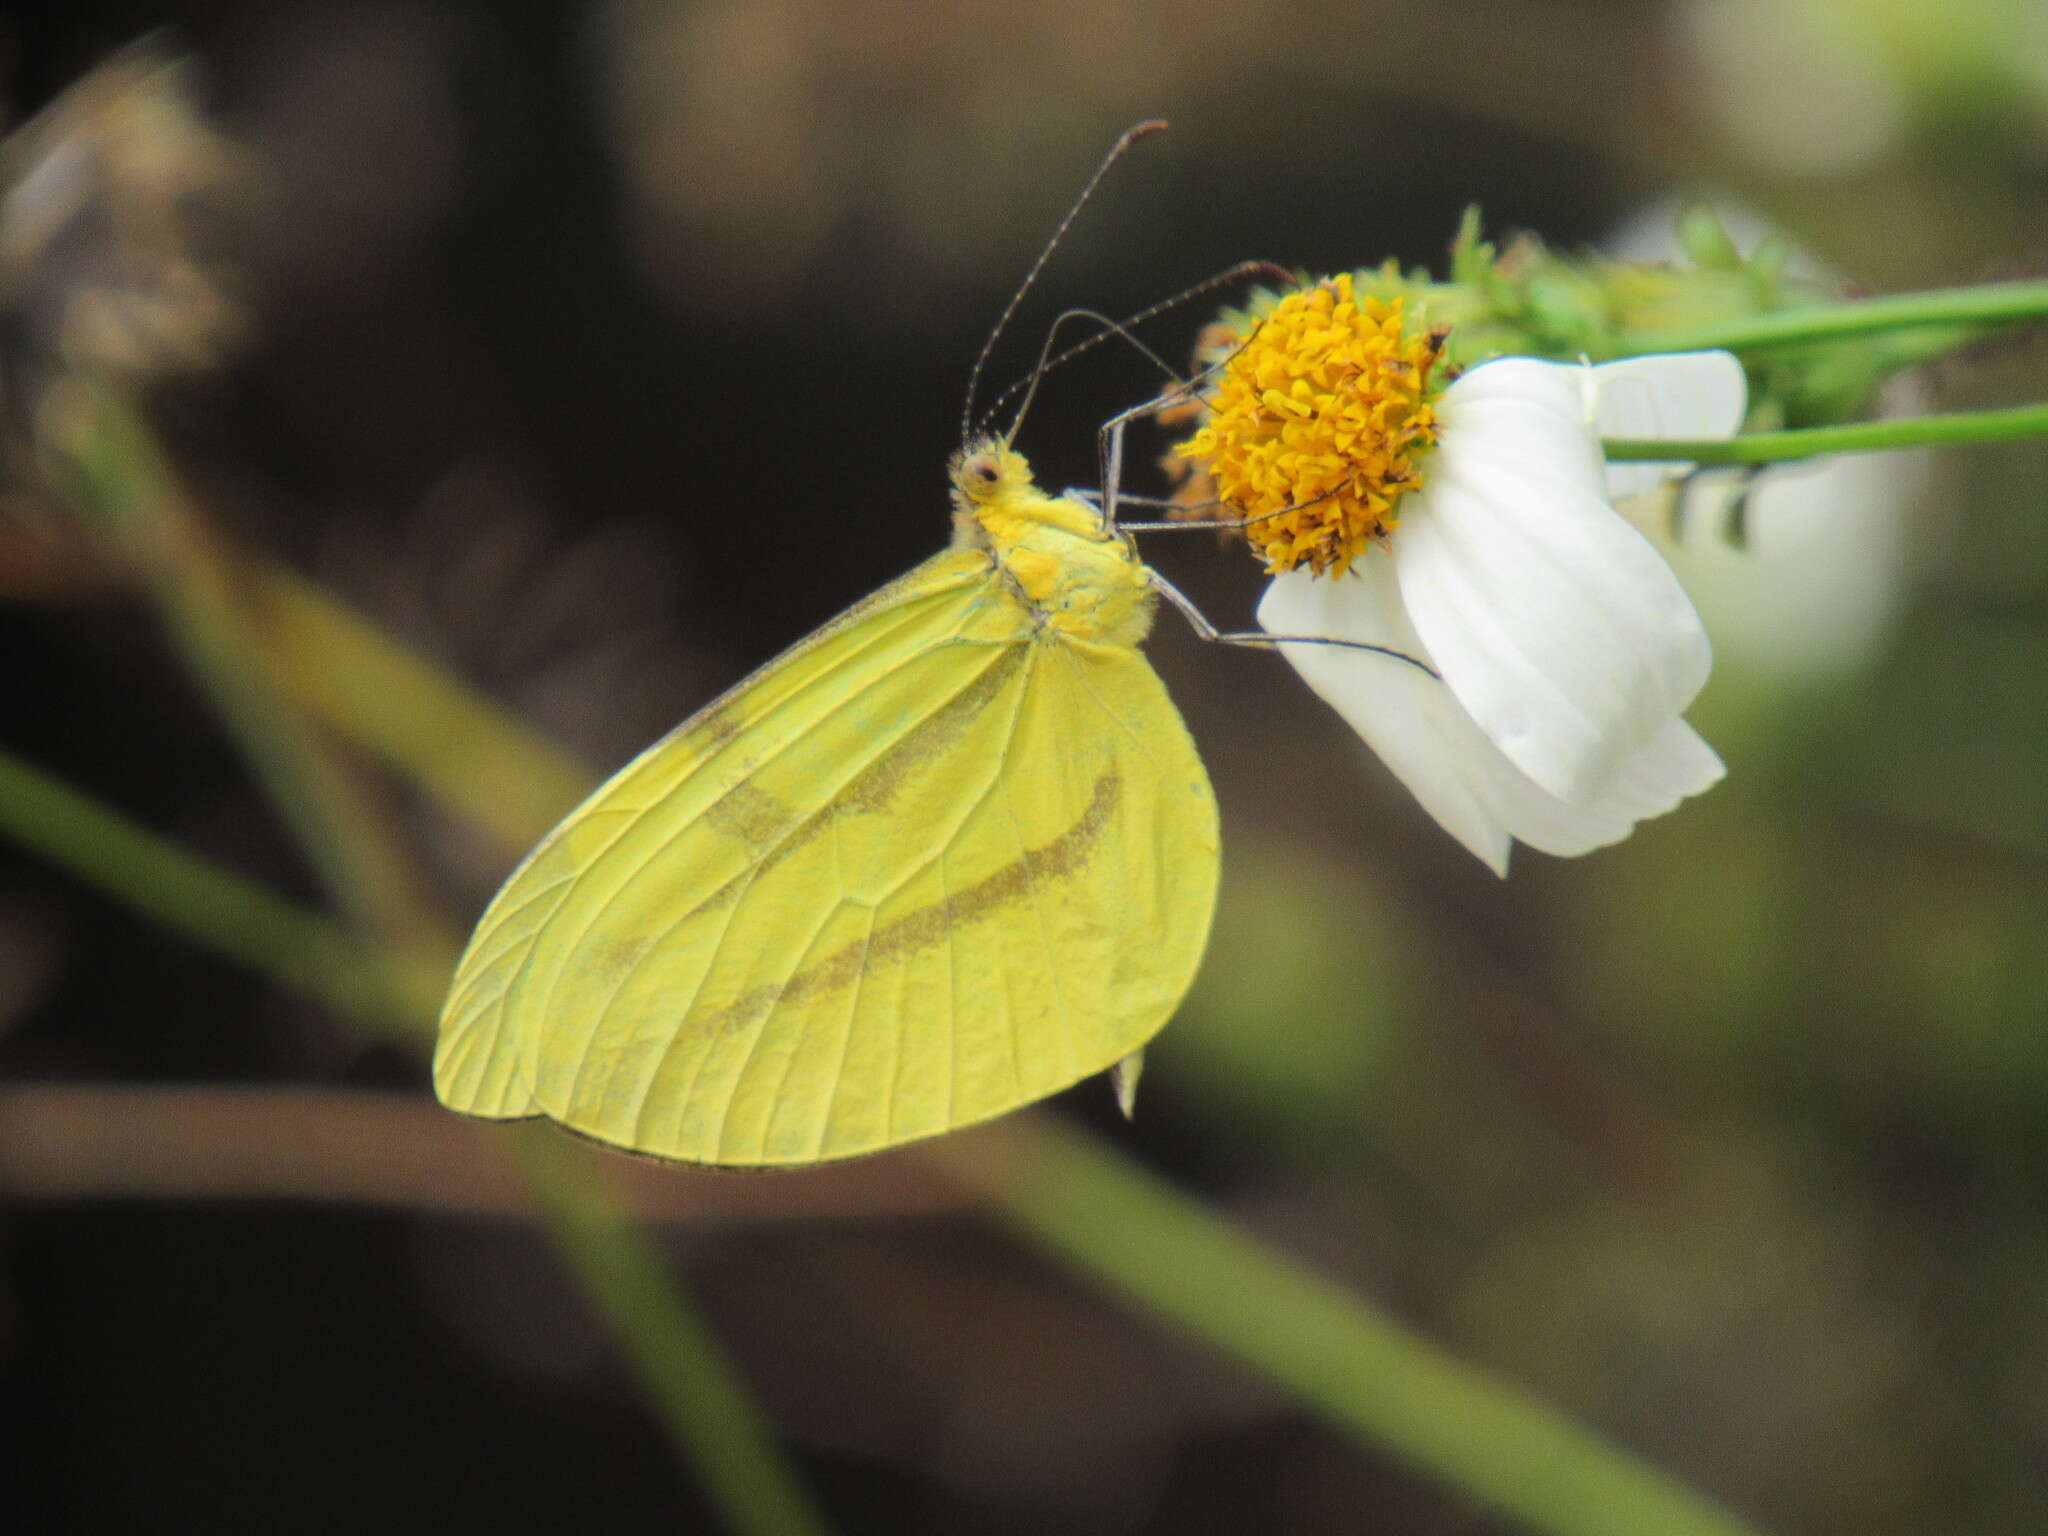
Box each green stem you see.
[0,746,414,1036]
[511,1130,835,1536]
[0,745,834,1536]
[1620,279,2048,353]
[985,1120,1766,1536]
[1604,400,2048,466]
[42,379,461,986]
[253,562,598,856]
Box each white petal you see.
[1592,352,1749,500]
[1259,564,1512,874]
[1455,737,1636,860]
[1601,718,1725,818]
[1624,447,1920,686]
[1260,566,1723,872]
[1394,361,1713,804]
[1444,354,1606,424]
[1449,717,1720,862]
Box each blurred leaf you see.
[253,560,597,854]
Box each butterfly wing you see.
[435,547,1219,1165]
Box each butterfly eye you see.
[961,454,1003,494]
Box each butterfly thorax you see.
[947,440,1156,647]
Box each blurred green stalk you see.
[40,378,460,997]
[0,747,412,1035]
[1,731,1768,1536]
[1607,400,2048,466]
[982,1121,1765,1536]
[510,1129,834,1536]
[0,741,831,1536]
[254,562,595,857]
[29,381,832,1536]
[252,568,1772,1536]
[1623,278,2048,353]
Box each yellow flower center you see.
[1174,275,1445,577]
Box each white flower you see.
[1255,351,1747,874]
[1606,196,1921,685]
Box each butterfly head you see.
[948,438,1036,507]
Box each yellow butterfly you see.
[433,434,1221,1166]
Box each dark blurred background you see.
[3,1,2046,1531]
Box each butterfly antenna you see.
[999,308,1180,445]
[984,258,1295,440]
[960,119,1170,445]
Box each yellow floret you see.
[1175,275,1445,577]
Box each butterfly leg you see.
[1062,487,1212,513]
[1092,406,1434,675]
[1093,366,1235,528]
[1095,406,1353,536]
[1145,568,1438,678]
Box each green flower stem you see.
[1604,400,2048,466]
[253,562,597,857]
[40,378,461,990]
[1621,280,2048,354]
[0,746,416,1036]
[510,1128,834,1536]
[0,743,834,1536]
[971,1120,1766,1536]
[33,374,830,1536]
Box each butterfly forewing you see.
[434,549,997,1122]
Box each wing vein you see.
[498,575,990,1083]
[757,795,862,1161]
[707,880,850,1162]
[810,892,878,1161]
[991,650,1057,1099]
[590,634,1019,1157]
[545,639,1016,1119]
